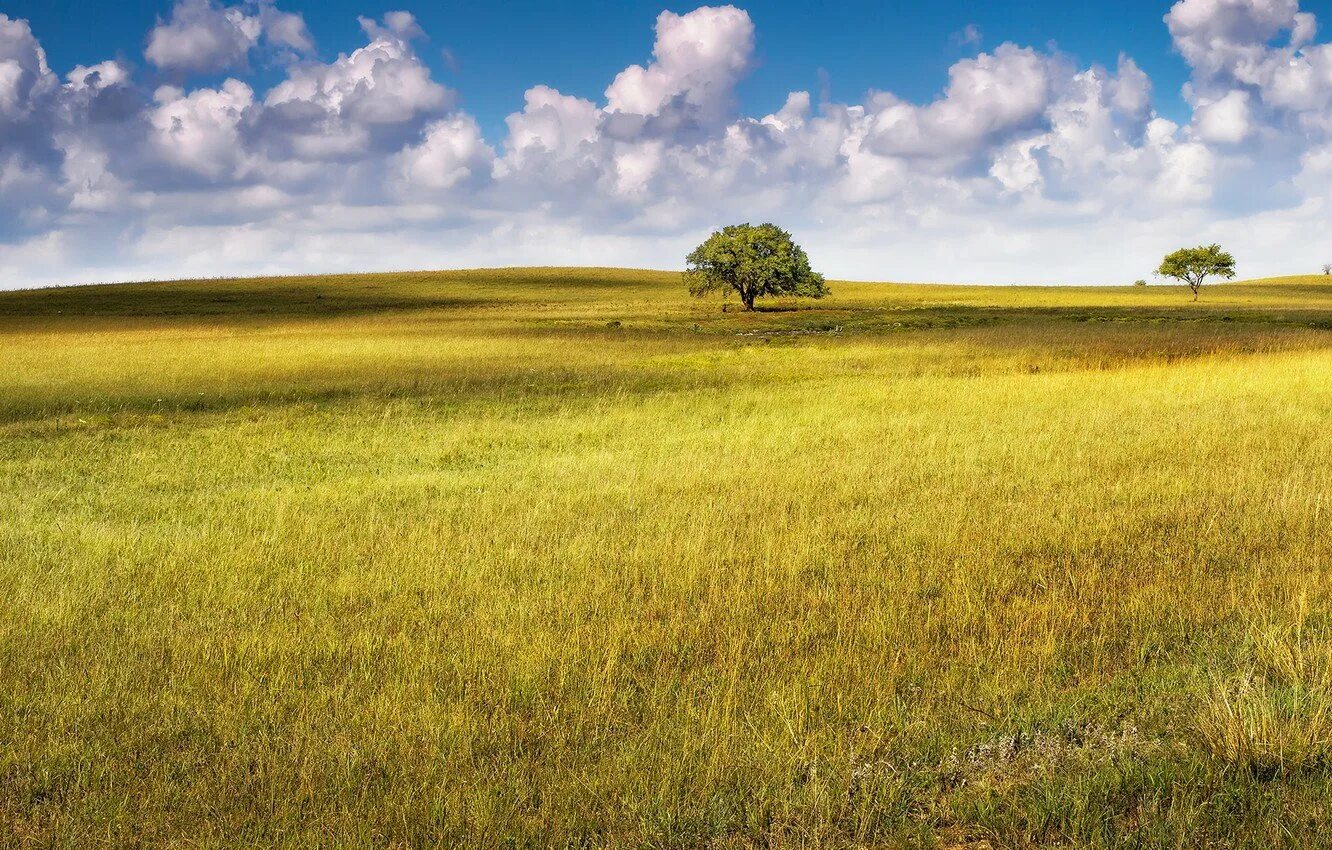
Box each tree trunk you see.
[741,289,755,311]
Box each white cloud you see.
[1195,89,1253,142]
[865,45,1056,161]
[951,24,983,48]
[0,14,56,123]
[259,2,316,54]
[1168,0,1332,133]
[149,80,255,179]
[65,61,130,92]
[145,0,313,74]
[359,10,426,43]
[260,14,450,160]
[604,5,754,132]
[1165,0,1310,82]
[398,115,494,191]
[503,86,600,167]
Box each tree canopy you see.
[685,223,828,311]
[1156,244,1236,300]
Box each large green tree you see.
[1156,244,1236,301]
[685,223,828,311]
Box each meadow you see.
[3,267,1332,848]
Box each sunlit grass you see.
[3,269,1332,847]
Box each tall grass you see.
[1195,607,1332,777]
[3,269,1332,847]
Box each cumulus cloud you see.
[601,5,755,144]
[149,81,255,179]
[1167,0,1332,140]
[1166,0,1305,79]
[0,14,57,123]
[259,13,450,160]
[397,115,493,191]
[6,1,1332,288]
[503,85,600,168]
[359,10,426,43]
[65,60,131,92]
[865,45,1057,162]
[145,0,313,74]
[1194,89,1253,143]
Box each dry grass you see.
[3,268,1332,847]
[1194,607,1332,778]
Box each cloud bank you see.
[2,0,1332,288]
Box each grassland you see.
[3,268,1332,848]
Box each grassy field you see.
[4,268,1332,848]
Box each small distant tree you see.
[686,223,828,311]
[1133,279,1147,287]
[1322,263,1331,275]
[1156,244,1236,301]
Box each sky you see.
[2,0,1332,287]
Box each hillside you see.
[4,268,1332,847]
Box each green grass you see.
[4,268,1332,847]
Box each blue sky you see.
[3,0,1332,287]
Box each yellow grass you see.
[3,268,1332,847]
